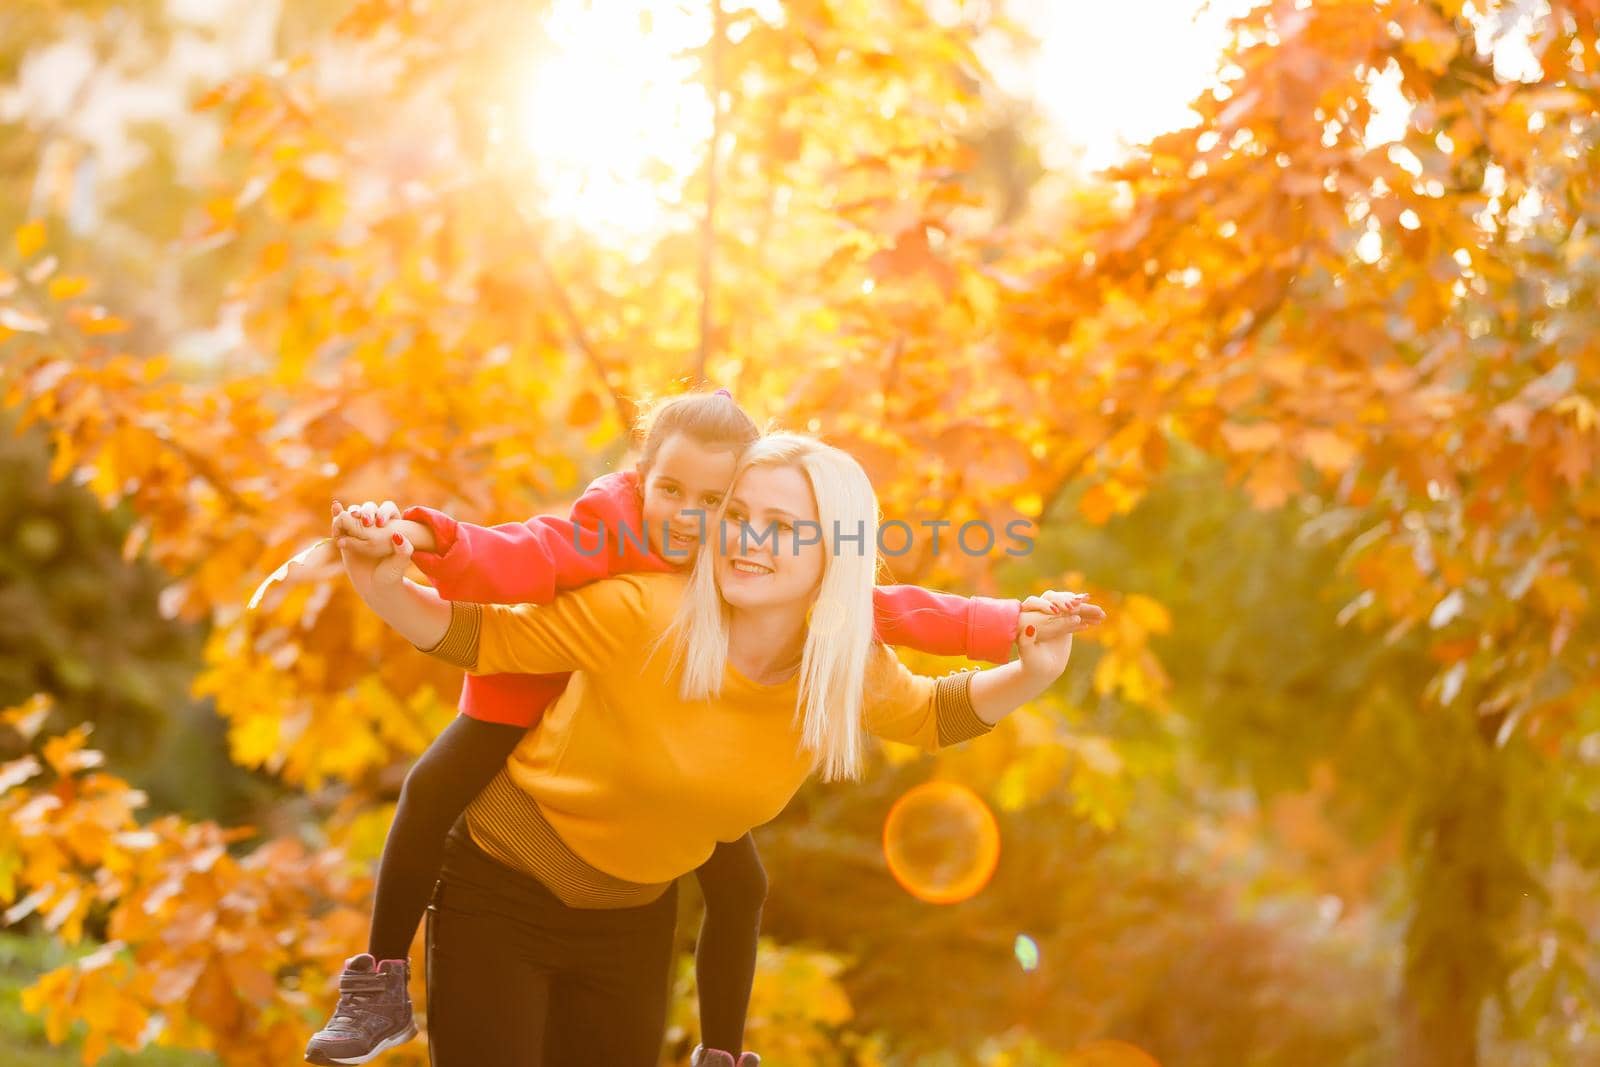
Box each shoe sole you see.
[305,1022,419,1065]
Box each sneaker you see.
[304,954,417,1065]
[691,1046,761,1067]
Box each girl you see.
[305,391,1060,1065]
[334,430,1100,1065]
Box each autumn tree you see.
[969,1,1600,1062]
[4,0,1600,1064]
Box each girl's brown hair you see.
[631,389,761,472]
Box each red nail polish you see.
[392,533,403,545]
[1024,625,1035,637]
[361,516,370,526]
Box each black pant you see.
[425,824,680,1066]
[371,714,766,1053]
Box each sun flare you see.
[501,0,1294,240]
[508,1,715,243]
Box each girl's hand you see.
[332,500,401,559]
[335,500,437,555]
[346,499,403,529]
[1017,590,1105,682]
[332,502,415,595]
[1018,590,1105,642]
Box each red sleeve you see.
[403,471,676,605]
[405,472,681,725]
[455,672,572,728]
[871,585,1021,666]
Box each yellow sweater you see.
[420,572,992,885]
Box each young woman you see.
[305,391,1070,1066]
[335,430,1101,1065]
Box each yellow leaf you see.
[1092,649,1121,696]
[1122,593,1172,635]
[229,713,282,769]
[15,219,46,260]
[203,195,235,233]
[1553,394,1596,433]
[47,276,89,301]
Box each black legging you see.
[369,715,526,962]
[426,823,680,1065]
[368,714,767,1052]
[692,832,766,1052]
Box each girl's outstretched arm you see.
[337,472,672,605]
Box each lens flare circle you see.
[882,780,1001,905]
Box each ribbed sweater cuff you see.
[935,669,992,746]
[418,600,482,670]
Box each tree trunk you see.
[1398,968,1480,1067]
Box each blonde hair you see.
[650,432,880,782]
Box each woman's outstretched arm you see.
[334,505,454,647]
[863,590,1103,750]
[970,588,1098,724]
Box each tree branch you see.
[525,241,638,432]
[695,0,727,387]
[1031,252,1308,522]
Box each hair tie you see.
[713,387,732,400]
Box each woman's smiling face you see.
[716,463,826,611]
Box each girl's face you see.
[638,433,740,567]
[715,463,826,613]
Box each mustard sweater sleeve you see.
[417,574,652,675]
[860,643,994,753]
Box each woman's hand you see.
[969,592,1104,727]
[332,502,415,597]
[1017,589,1105,683]
[326,502,453,650]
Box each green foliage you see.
[0,412,202,764]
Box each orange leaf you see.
[1298,429,1357,475]
[1220,420,1282,453]
[1242,451,1300,509]
[66,306,130,335]
[1078,482,1118,524]
[567,391,603,428]
[41,726,103,777]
